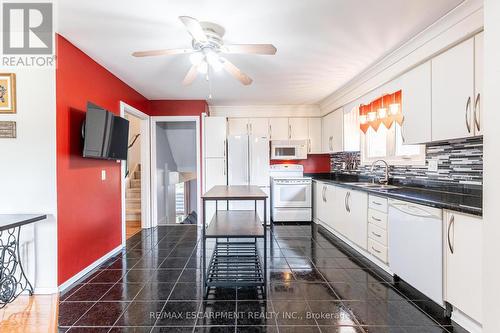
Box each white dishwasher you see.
[388,199,443,305]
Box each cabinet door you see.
[289,118,309,140]
[228,118,249,136]
[248,118,269,137]
[323,184,336,229]
[332,186,349,236]
[345,189,368,250]
[432,38,474,141]
[331,108,344,152]
[474,32,483,136]
[444,211,482,323]
[269,118,289,140]
[322,113,333,153]
[204,117,226,158]
[400,61,432,144]
[343,102,360,151]
[313,182,326,223]
[308,118,322,153]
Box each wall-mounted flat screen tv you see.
[82,102,129,160]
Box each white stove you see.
[270,165,312,222]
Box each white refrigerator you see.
[227,134,270,223]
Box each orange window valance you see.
[359,90,403,133]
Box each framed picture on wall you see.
[0,73,16,114]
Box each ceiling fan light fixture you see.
[189,52,204,65]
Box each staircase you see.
[126,164,141,222]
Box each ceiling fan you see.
[132,16,277,86]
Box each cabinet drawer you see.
[368,223,387,246]
[368,208,387,229]
[369,195,388,213]
[368,238,388,263]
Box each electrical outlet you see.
[101,169,106,181]
[428,160,438,172]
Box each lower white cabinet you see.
[444,210,482,323]
[313,181,334,226]
[332,187,368,250]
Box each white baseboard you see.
[34,287,59,294]
[452,307,482,333]
[58,245,123,292]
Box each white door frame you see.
[120,101,152,246]
[150,116,202,227]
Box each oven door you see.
[272,182,312,208]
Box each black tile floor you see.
[59,223,469,333]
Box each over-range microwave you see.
[271,140,308,160]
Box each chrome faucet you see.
[370,159,389,184]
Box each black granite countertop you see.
[307,173,483,216]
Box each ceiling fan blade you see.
[132,48,192,57]
[183,64,199,86]
[179,16,208,43]
[221,58,253,86]
[223,44,277,55]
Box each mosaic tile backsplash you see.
[330,136,483,188]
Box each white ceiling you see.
[58,0,463,105]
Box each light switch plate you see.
[428,160,438,172]
[101,170,106,181]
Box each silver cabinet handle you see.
[288,124,291,139]
[269,124,272,139]
[371,231,382,238]
[447,214,455,254]
[400,116,406,143]
[371,246,381,254]
[371,216,381,222]
[308,139,311,153]
[372,201,382,206]
[322,186,326,202]
[465,97,472,133]
[223,139,226,158]
[474,93,481,132]
[223,160,226,176]
[329,136,333,151]
[345,192,351,213]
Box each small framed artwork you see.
[0,73,16,114]
[0,121,16,138]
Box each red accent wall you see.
[270,154,331,173]
[147,100,208,116]
[56,35,149,285]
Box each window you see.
[361,123,425,165]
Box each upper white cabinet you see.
[228,118,249,136]
[432,38,475,141]
[288,117,309,140]
[308,118,322,153]
[228,118,269,137]
[248,118,269,137]
[322,107,344,153]
[444,210,482,323]
[400,61,432,144]
[474,32,483,136]
[269,118,289,140]
[204,117,227,158]
[343,102,360,151]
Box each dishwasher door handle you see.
[389,202,437,218]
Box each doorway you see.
[151,116,201,226]
[120,102,151,245]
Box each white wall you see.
[0,67,57,293]
[482,0,500,331]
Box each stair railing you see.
[125,133,141,178]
